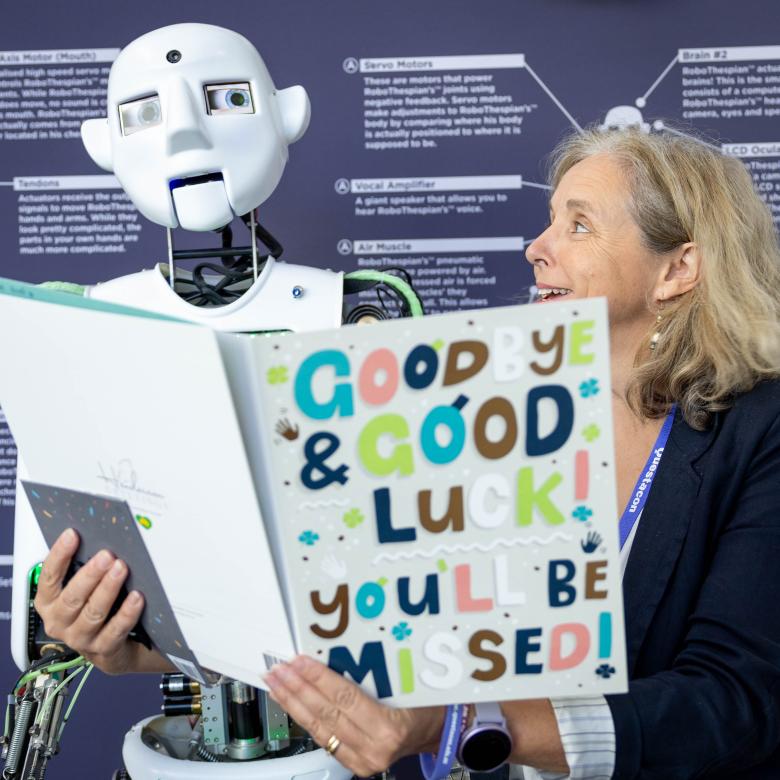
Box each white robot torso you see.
[85,259,344,333]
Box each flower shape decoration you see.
[579,378,600,398]
[582,423,601,442]
[392,621,413,641]
[342,508,365,528]
[298,530,320,546]
[267,365,289,385]
[572,505,593,522]
[596,663,616,679]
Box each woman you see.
[36,128,780,778]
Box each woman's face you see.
[525,153,661,332]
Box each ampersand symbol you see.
[301,432,349,490]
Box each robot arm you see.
[11,457,50,673]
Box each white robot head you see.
[598,105,650,134]
[81,23,310,231]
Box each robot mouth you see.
[168,172,224,191]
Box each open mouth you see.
[535,287,573,302]
[169,171,223,191]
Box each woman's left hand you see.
[264,655,445,777]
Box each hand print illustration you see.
[321,553,348,580]
[581,531,603,553]
[275,418,299,440]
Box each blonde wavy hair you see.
[547,127,780,429]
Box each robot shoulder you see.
[85,262,344,333]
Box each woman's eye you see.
[573,221,589,234]
[205,82,254,115]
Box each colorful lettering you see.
[514,628,543,674]
[374,488,417,544]
[569,320,596,365]
[455,563,493,612]
[443,340,489,386]
[418,486,464,533]
[530,326,564,375]
[516,467,564,526]
[473,396,518,459]
[549,623,590,670]
[358,348,399,405]
[548,559,577,607]
[294,349,353,420]
[358,414,414,476]
[526,385,574,456]
[404,344,439,390]
[309,584,349,639]
[329,642,392,699]
[469,630,506,681]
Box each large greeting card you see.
[0,278,626,705]
[234,298,626,706]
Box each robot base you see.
[122,716,353,780]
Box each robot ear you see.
[275,86,311,145]
[81,118,113,172]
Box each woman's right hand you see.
[34,528,172,674]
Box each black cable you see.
[343,269,419,319]
[189,262,249,305]
[20,651,79,683]
[175,214,284,306]
[375,283,409,317]
[381,266,414,286]
[240,213,284,260]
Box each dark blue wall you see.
[1,1,778,775]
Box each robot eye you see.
[118,95,162,136]
[204,82,254,115]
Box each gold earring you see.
[649,311,663,351]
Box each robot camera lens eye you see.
[166,49,182,64]
[119,95,162,136]
[138,101,161,125]
[228,90,247,107]
[205,83,254,115]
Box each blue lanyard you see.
[419,704,468,780]
[618,406,676,550]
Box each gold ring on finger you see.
[325,734,341,755]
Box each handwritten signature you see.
[96,459,165,506]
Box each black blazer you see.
[607,380,780,779]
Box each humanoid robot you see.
[3,23,422,780]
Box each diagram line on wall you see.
[521,180,553,191]
[639,53,680,102]
[658,123,722,150]
[524,61,583,132]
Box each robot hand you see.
[34,529,171,676]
